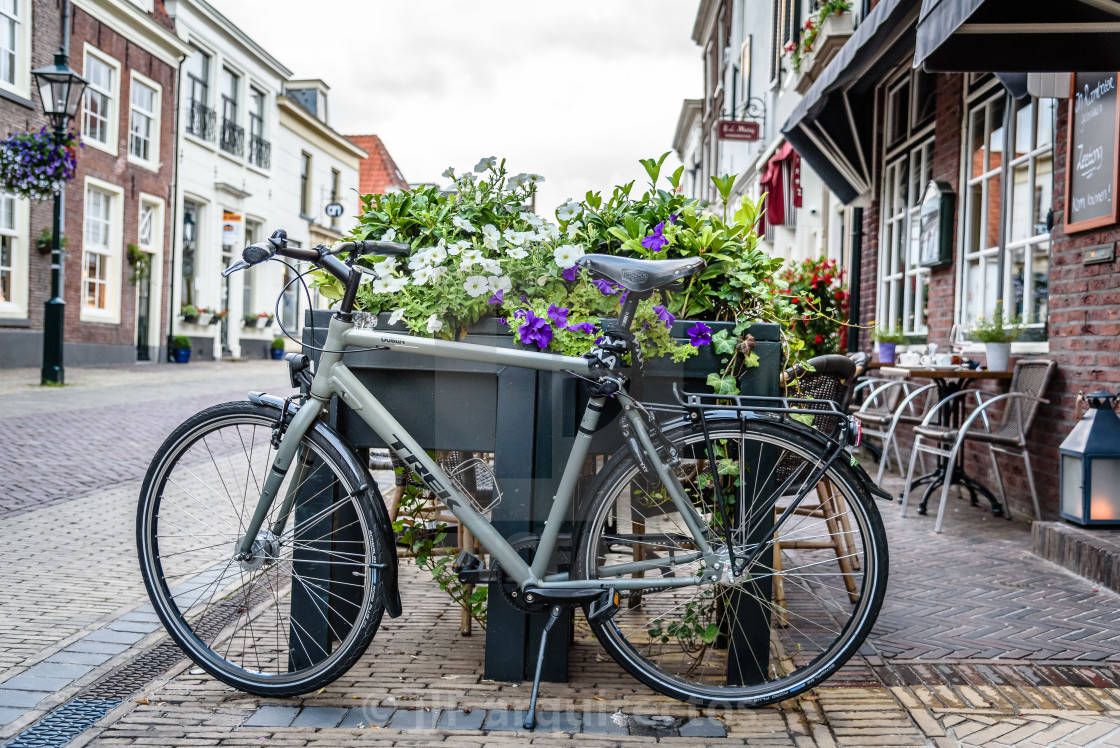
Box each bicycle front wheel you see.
[137,401,387,696]
[575,417,887,707]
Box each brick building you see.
[783,0,1120,520]
[346,133,407,202]
[0,0,188,367]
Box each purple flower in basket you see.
[566,322,596,335]
[516,309,553,350]
[488,288,504,305]
[562,265,580,282]
[547,303,569,328]
[592,278,619,295]
[641,221,667,252]
[653,305,675,329]
[687,322,712,347]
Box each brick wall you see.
[346,134,408,200]
[62,6,178,352]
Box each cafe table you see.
[877,366,1013,516]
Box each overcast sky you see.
[212,1,701,217]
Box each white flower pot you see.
[197,312,213,325]
[985,342,1011,372]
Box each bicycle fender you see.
[247,392,403,618]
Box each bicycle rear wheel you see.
[575,416,887,707]
[137,401,387,696]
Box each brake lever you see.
[221,259,250,277]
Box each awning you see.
[782,0,920,205]
[915,0,1120,72]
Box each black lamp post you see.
[31,51,87,385]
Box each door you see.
[136,261,151,360]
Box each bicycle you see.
[137,229,889,729]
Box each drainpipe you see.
[846,207,863,352]
[165,54,185,360]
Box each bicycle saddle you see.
[576,254,705,293]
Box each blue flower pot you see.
[270,348,285,360]
[170,348,191,363]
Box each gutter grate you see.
[2,699,120,748]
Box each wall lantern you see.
[1059,390,1120,526]
[31,52,87,132]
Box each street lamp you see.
[32,51,86,385]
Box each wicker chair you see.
[901,359,1056,532]
[773,355,862,622]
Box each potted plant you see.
[258,312,274,329]
[180,304,199,324]
[210,309,226,326]
[270,337,286,360]
[779,256,849,359]
[35,228,69,255]
[169,335,191,364]
[871,325,905,365]
[971,301,1022,371]
[196,306,213,325]
[127,242,152,285]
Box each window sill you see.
[961,341,1050,356]
[0,315,31,327]
[218,149,245,167]
[126,154,161,173]
[79,309,121,325]
[183,132,217,151]
[246,162,270,178]
[0,85,33,109]
[83,138,118,158]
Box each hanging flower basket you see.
[0,128,81,201]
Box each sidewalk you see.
[0,367,1118,746]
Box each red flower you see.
[791,296,799,304]
[814,334,824,344]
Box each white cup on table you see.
[898,351,921,367]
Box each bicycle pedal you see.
[587,589,620,624]
[454,551,493,584]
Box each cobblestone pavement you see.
[1,371,1119,746]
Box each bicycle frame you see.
[235,312,716,592]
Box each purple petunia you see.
[687,322,713,347]
[668,214,679,224]
[641,221,667,252]
[566,322,597,335]
[516,309,554,350]
[592,278,619,295]
[619,290,629,306]
[547,303,569,328]
[562,265,580,282]
[488,288,504,305]
[653,305,675,329]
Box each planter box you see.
[302,309,781,684]
[795,12,855,94]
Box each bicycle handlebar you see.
[220,230,411,279]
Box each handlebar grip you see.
[243,242,273,264]
[357,240,411,256]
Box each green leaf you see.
[639,152,670,187]
[700,624,721,644]
[711,329,737,355]
[706,372,740,396]
[669,165,685,191]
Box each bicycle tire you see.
[137,401,388,696]
[574,416,887,707]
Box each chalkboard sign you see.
[1065,72,1120,233]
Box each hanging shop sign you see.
[221,211,243,247]
[717,120,761,141]
[917,180,955,268]
[1065,71,1120,233]
[325,202,344,218]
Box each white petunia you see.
[426,314,443,333]
[387,277,409,293]
[388,308,406,325]
[543,224,561,241]
[371,278,392,294]
[525,173,544,184]
[481,224,501,251]
[441,166,455,179]
[478,258,502,276]
[459,249,483,270]
[507,247,529,260]
[553,244,585,269]
[463,275,490,297]
[413,265,446,286]
[372,257,399,276]
[446,239,469,255]
[566,221,582,239]
[520,211,543,227]
[452,216,476,233]
[381,228,397,242]
[556,199,580,221]
[474,156,498,173]
[489,275,512,292]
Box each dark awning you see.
[782,0,919,204]
[916,0,1120,72]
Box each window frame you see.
[0,0,31,99]
[81,46,121,156]
[81,177,124,324]
[136,193,164,348]
[127,71,161,170]
[329,168,340,230]
[299,152,312,217]
[0,190,29,318]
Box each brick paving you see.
[2,366,1120,745]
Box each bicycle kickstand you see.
[523,605,562,731]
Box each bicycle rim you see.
[576,418,887,706]
[138,404,379,694]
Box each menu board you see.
[1066,72,1120,232]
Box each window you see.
[961,94,1006,326]
[138,200,156,250]
[961,95,1054,334]
[770,0,800,85]
[281,241,302,329]
[878,140,934,336]
[0,192,15,307]
[129,76,159,164]
[0,0,22,91]
[219,68,243,155]
[242,221,259,314]
[248,88,269,168]
[329,169,340,229]
[82,51,117,150]
[181,200,199,308]
[299,152,311,216]
[83,187,113,312]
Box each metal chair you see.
[856,377,939,484]
[901,359,1056,532]
[773,355,862,621]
